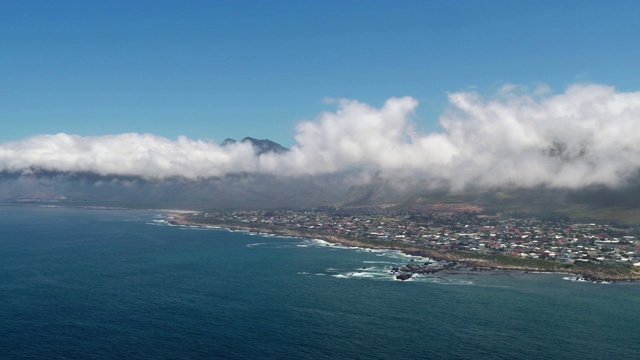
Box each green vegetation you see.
[459,251,570,270]
[565,207,640,227]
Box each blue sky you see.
[2,0,639,146]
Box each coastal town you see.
[173,204,640,281]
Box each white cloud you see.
[2,83,640,190]
[0,133,258,180]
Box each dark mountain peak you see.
[235,136,289,155]
[220,138,237,146]
[242,137,289,155]
[220,137,289,156]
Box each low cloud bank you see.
[2,83,640,190]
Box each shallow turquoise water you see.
[1,206,638,359]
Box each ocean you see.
[1,205,639,359]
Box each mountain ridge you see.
[2,135,640,225]
[220,137,289,156]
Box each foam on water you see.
[179,226,220,231]
[331,268,453,283]
[562,276,611,284]
[332,270,396,281]
[302,238,365,251]
[246,242,268,248]
[301,239,429,263]
[148,219,170,226]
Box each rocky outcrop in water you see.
[391,261,459,280]
[395,273,412,281]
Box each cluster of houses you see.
[207,207,640,267]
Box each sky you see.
[2,1,640,191]
[2,0,639,146]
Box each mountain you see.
[0,169,351,210]
[221,137,289,156]
[4,168,640,225]
[4,134,640,225]
[220,138,237,147]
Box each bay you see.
[0,206,638,359]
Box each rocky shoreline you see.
[167,214,640,282]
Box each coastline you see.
[166,213,640,282]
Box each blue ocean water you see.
[1,206,639,359]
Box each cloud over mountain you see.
[2,83,640,191]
